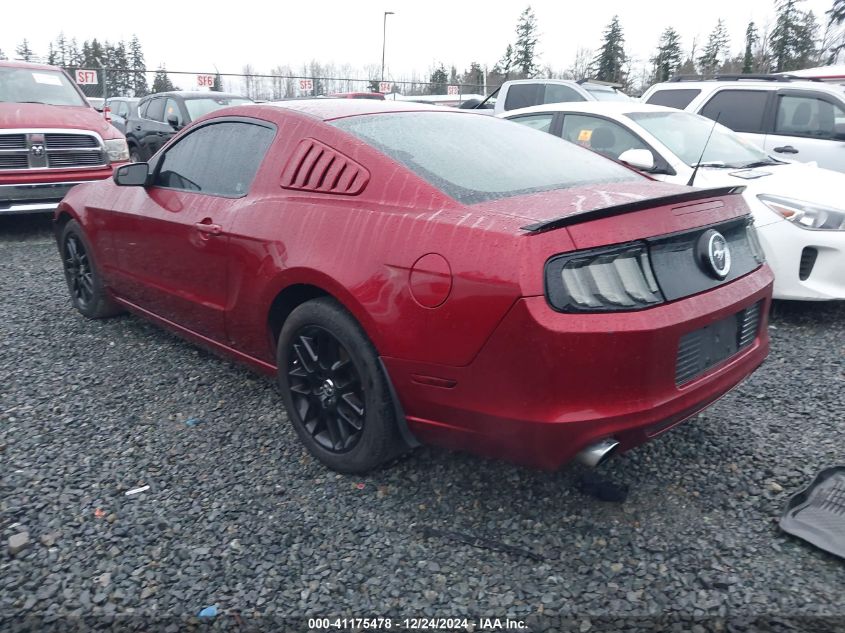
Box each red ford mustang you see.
[55,100,773,473]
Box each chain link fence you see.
[66,67,499,104]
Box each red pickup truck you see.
[1,60,129,215]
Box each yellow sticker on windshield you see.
[578,129,593,142]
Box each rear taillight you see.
[545,242,664,312]
[103,106,111,123]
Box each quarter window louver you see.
[280,138,369,195]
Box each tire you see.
[60,220,123,319]
[277,297,405,473]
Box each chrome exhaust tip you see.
[576,438,619,468]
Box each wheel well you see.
[267,284,330,348]
[54,211,74,242]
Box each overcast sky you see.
[0,0,837,79]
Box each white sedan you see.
[501,102,845,301]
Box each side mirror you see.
[113,162,149,187]
[618,148,656,171]
[166,113,181,130]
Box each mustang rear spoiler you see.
[521,186,747,234]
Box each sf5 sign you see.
[75,70,98,85]
[299,79,314,94]
[197,74,215,88]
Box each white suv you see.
[641,75,845,172]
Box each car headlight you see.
[545,242,664,312]
[758,195,845,231]
[104,138,129,163]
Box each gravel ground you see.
[1,215,844,631]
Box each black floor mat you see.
[780,466,845,560]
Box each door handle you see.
[195,221,223,236]
[134,125,141,131]
[773,145,799,154]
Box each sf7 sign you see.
[75,70,98,85]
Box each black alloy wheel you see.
[276,297,408,473]
[63,233,94,310]
[287,326,366,453]
[60,220,122,319]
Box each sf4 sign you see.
[75,70,98,85]
[197,74,215,88]
[378,82,391,94]
[299,79,314,94]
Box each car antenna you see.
[687,113,721,187]
[473,85,501,110]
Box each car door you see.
[107,118,276,342]
[763,90,845,171]
[697,88,771,150]
[136,97,172,159]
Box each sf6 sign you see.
[197,74,215,88]
[75,70,98,85]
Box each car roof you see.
[260,98,455,121]
[0,60,68,72]
[648,79,845,96]
[143,91,249,100]
[502,101,673,117]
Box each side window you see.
[543,84,585,104]
[561,114,649,161]
[504,84,543,111]
[117,102,129,118]
[138,99,150,118]
[164,98,184,126]
[645,89,701,110]
[145,98,165,122]
[774,94,845,139]
[699,90,768,133]
[508,113,555,133]
[153,121,275,197]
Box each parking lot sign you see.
[197,74,215,88]
[299,79,314,95]
[447,85,460,95]
[75,70,98,85]
[379,82,391,94]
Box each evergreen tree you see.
[495,44,515,79]
[742,22,759,73]
[697,19,730,76]
[0,48,7,61]
[462,62,484,89]
[592,15,627,84]
[106,41,131,97]
[15,39,35,61]
[128,35,148,97]
[514,6,540,77]
[650,27,683,82]
[212,73,223,92]
[46,43,57,65]
[68,38,82,67]
[831,0,844,23]
[152,66,175,93]
[771,0,819,71]
[429,63,448,94]
[55,32,68,67]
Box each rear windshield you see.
[331,112,642,204]
[584,87,632,102]
[184,97,252,120]
[0,67,86,107]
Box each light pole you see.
[381,11,395,85]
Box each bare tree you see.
[563,47,594,80]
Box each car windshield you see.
[627,110,774,168]
[184,97,252,120]
[585,87,632,102]
[332,111,642,204]
[0,67,86,106]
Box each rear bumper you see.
[0,167,115,215]
[385,267,774,469]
